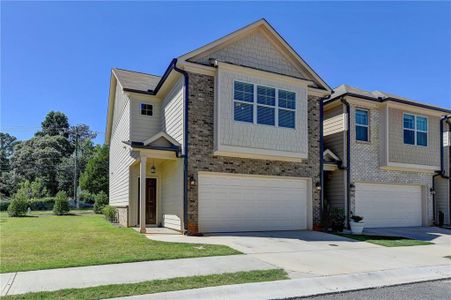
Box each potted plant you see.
[350,214,365,235]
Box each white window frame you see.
[403,113,428,146]
[355,108,369,142]
[233,80,296,129]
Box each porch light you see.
[315,182,321,191]
[150,161,156,174]
[189,175,197,186]
[430,188,436,195]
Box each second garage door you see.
[198,173,310,233]
[355,183,423,228]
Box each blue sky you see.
[2,1,450,144]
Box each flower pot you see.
[350,221,365,235]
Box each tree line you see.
[0,111,108,202]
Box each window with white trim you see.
[233,81,296,129]
[141,103,153,116]
[355,109,369,142]
[403,113,427,146]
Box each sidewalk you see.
[0,255,275,296]
[114,265,451,300]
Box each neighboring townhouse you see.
[323,85,451,228]
[105,19,332,234]
[435,119,450,226]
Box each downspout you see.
[172,59,190,234]
[341,98,351,228]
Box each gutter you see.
[172,59,190,234]
[341,98,351,228]
[325,93,451,114]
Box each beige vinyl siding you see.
[160,160,184,231]
[109,99,134,206]
[388,108,440,167]
[325,169,345,210]
[112,82,128,134]
[324,105,345,160]
[435,177,450,225]
[189,30,309,79]
[160,77,184,153]
[324,105,346,137]
[129,95,161,142]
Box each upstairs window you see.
[403,113,427,146]
[278,90,296,128]
[141,104,153,116]
[355,109,369,142]
[233,81,296,129]
[257,86,275,125]
[233,81,254,123]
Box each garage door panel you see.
[198,173,308,232]
[355,183,422,228]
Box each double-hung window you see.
[403,113,427,146]
[233,81,296,129]
[278,90,296,128]
[141,104,153,116]
[355,109,369,142]
[233,81,254,123]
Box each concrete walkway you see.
[0,255,274,296]
[114,264,451,300]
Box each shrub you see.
[0,201,10,211]
[351,215,364,223]
[7,190,28,217]
[79,191,95,204]
[329,208,345,232]
[93,191,108,214]
[28,197,56,211]
[102,205,118,223]
[53,191,70,215]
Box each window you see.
[278,90,296,128]
[233,81,254,123]
[141,104,153,116]
[233,81,296,129]
[403,113,427,146]
[257,86,275,125]
[355,109,369,142]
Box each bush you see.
[28,197,56,211]
[53,191,70,215]
[329,208,345,232]
[93,191,108,214]
[79,191,95,204]
[7,190,28,217]
[0,201,10,211]
[351,215,364,223]
[102,205,118,223]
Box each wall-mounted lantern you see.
[189,175,197,187]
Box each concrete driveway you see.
[365,226,451,245]
[148,230,451,278]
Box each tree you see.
[80,144,108,195]
[0,133,18,197]
[40,111,70,137]
[11,135,72,195]
[68,124,97,205]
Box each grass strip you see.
[338,234,433,247]
[3,269,288,300]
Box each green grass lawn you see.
[2,269,287,300]
[0,211,240,273]
[338,233,433,247]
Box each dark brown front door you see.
[138,178,157,225]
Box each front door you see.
[138,178,157,225]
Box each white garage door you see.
[198,173,309,233]
[355,183,423,228]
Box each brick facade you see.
[186,72,321,234]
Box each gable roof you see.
[328,84,451,113]
[178,18,331,91]
[112,68,161,92]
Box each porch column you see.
[139,155,147,233]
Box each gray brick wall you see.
[116,206,128,227]
[186,72,321,233]
[349,105,433,223]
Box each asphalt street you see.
[291,279,451,300]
